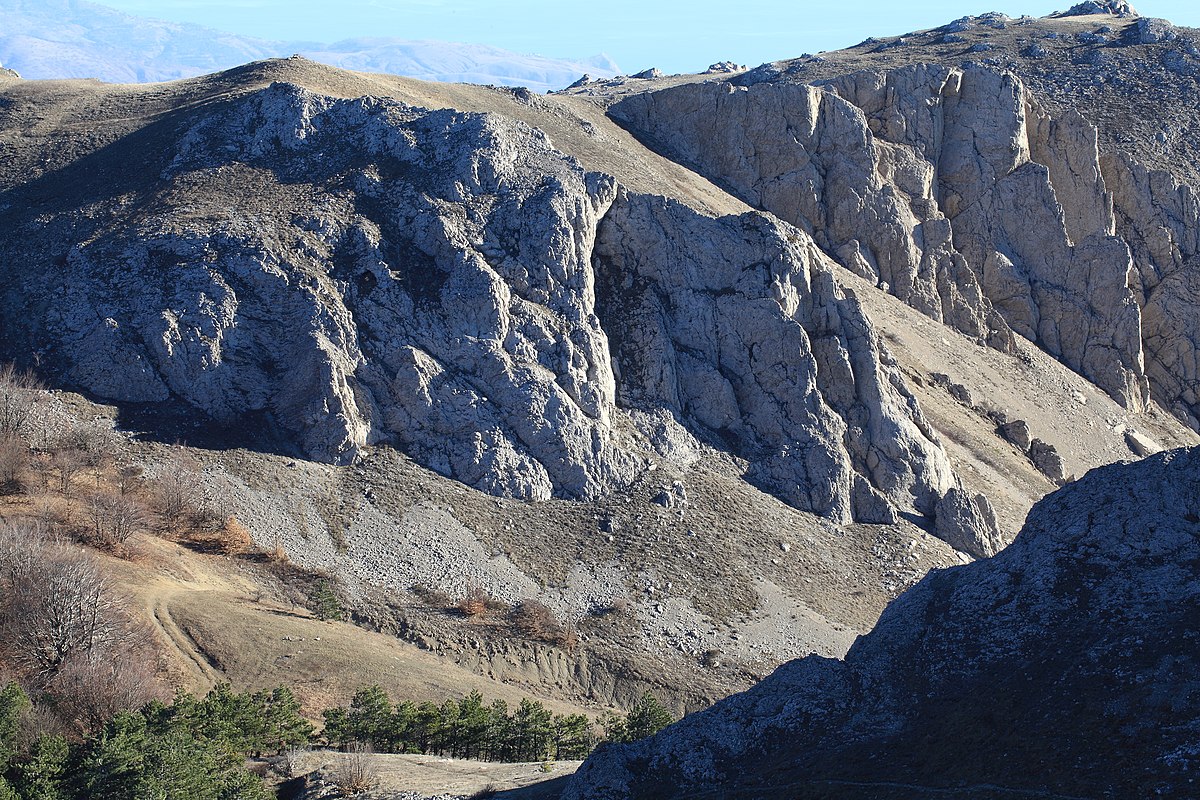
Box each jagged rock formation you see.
[565,446,1200,799]
[1056,0,1138,18]
[595,193,954,524]
[0,71,997,547]
[608,64,1151,415]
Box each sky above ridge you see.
[90,0,1200,74]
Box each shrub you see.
[332,742,377,796]
[458,586,506,618]
[509,600,577,650]
[0,436,27,493]
[0,364,41,441]
[216,516,253,556]
[85,490,147,554]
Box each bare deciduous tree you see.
[116,462,144,495]
[0,364,41,440]
[48,646,165,735]
[51,446,84,499]
[0,434,28,491]
[86,490,148,552]
[0,523,139,678]
[151,451,202,533]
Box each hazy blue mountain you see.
[0,0,617,91]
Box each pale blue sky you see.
[93,0,1200,74]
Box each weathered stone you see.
[1029,438,1066,483]
[608,64,1152,413]
[1124,428,1161,456]
[933,487,1003,558]
[998,419,1033,451]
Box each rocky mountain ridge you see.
[0,61,1004,552]
[564,445,1200,798]
[577,17,1200,436]
[3,7,1200,725]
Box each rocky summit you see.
[565,446,1200,798]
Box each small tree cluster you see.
[0,682,308,800]
[601,692,674,744]
[0,522,164,735]
[457,586,508,619]
[322,687,595,763]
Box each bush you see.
[457,586,507,619]
[0,365,41,441]
[84,491,147,554]
[332,742,377,796]
[215,516,252,556]
[509,600,577,650]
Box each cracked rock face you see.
[1,78,985,542]
[595,194,953,524]
[609,63,1155,416]
[46,83,641,499]
[564,447,1200,799]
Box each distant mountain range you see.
[0,0,618,91]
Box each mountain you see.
[565,445,1200,798]
[1,0,1199,776]
[0,0,617,91]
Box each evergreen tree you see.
[620,692,674,742]
[390,701,417,754]
[309,580,343,622]
[11,735,69,800]
[552,714,594,760]
[453,691,490,760]
[321,707,351,749]
[346,686,392,750]
[509,698,554,762]
[484,699,510,762]
[410,702,441,754]
[0,682,30,772]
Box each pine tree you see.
[453,691,490,760]
[11,735,69,800]
[552,714,595,760]
[0,682,30,772]
[621,692,674,742]
[346,686,392,750]
[309,580,343,622]
[510,699,554,762]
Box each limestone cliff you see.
[0,74,994,548]
[608,64,1153,416]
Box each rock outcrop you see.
[565,447,1200,799]
[608,64,1154,417]
[0,75,990,543]
[595,194,954,525]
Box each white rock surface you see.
[608,63,1155,416]
[20,79,980,541]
